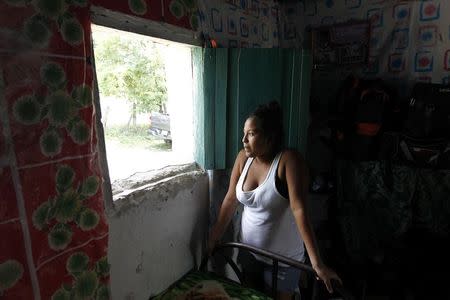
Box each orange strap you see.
[356,123,381,136]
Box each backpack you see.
[378,83,450,170]
[334,76,393,161]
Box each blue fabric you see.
[263,265,301,293]
[238,249,301,293]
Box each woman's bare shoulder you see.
[279,149,309,184]
[280,148,305,164]
[235,149,248,173]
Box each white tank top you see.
[236,152,305,264]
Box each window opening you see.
[91,24,194,184]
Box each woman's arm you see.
[208,150,246,253]
[282,150,341,293]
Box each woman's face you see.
[242,117,269,158]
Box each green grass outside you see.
[104,124,171,151]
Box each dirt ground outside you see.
[105,140,188,182]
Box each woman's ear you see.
[265,135,275,151]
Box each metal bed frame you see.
[201,242,353,300]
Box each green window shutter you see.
[193,49,311,170]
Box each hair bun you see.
[267,101,282,121]
[248,101,284,152]
[268,100,281,109]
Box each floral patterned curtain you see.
[0,1,108,299]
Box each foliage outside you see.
[93,31,168,126]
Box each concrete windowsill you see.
[109,162,206,216]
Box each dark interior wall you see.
[297,2,450,298]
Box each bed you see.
[150,242,351,300]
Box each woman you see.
[208,101,341,299]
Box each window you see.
[91,20,199,201]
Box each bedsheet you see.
[151,270,271,299]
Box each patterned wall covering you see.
[197,0,281,47]
[292,0,450,85]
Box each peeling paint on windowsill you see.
[109,164,206,217]
[111,162,199,196]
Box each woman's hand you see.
[313,263,342,293]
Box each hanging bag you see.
[405,83,450,139]
[380,132,450,169]
[334,76,392,161]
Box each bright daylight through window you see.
[92,25,194,183]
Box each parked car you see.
[148,111,171,143]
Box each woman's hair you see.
[248,101,284,153]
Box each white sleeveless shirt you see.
[236,152,305,264]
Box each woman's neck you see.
[255,150,277,164]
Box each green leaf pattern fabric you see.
[336,160,450,263]
[1,0,109,298]
[152,271,271,300]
